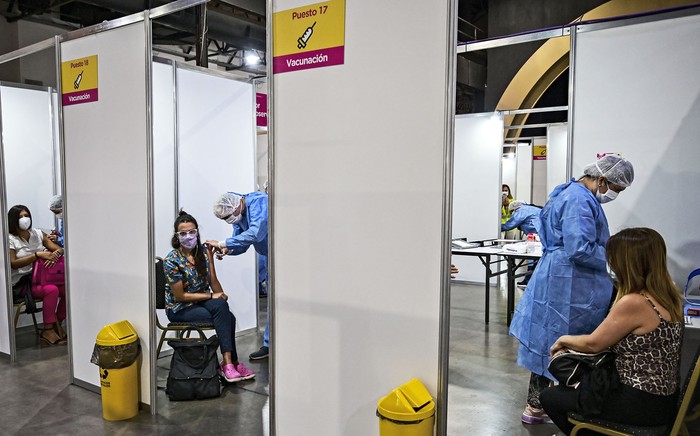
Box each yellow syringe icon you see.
[297,22,316,49]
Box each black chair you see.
[568,346,700,436]
[154,257,214,358]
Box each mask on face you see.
[55,212,63,219]
[178,233,198,250]
[226,214,243,225]
[19,217,31,230]
[596,188,619,204]
[606,263,618,284]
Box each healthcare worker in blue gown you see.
[509,154,635,425]
[206,191,270,361]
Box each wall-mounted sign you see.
[256,93,268,127]
[533,145,547,160]
[61,55,98,106]
[273,0,345,74]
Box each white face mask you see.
[596,188,619,204]
[19,217,31,230]
[55,212,63,219]
[225,214,243,225]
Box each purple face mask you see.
[178,233,198,250]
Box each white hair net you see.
[582,155,635,188]
[213,193,242,219]
[509,200,524,212]
[48,195,63,210]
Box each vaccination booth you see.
[0,0,258,414]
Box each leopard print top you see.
[611,294,683,396]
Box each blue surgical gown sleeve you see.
[501,209,525,232]
[560,191,607,271]
[225,197,268,255]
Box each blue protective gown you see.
[225,191,268,257]
[501,204,542,236]
[509,179,613,378]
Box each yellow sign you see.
[61,55,98,106]
[273,0,345,73]
[533,145,547,160]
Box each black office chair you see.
[567,346,700,436]
[154,257,214,358]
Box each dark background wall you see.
[483,0,607,111]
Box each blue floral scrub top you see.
[163,248,210,313]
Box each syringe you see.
[74,71,83,90]
[297,22,316,49]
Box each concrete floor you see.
[1,284,698,435]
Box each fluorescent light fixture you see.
[245,53,260,65]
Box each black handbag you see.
[165,334,221,401]
[548,349,614,388]
[548,348,620,415]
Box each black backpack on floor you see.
[165,335,221,401]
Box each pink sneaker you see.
[234,362,256,381]
[521,404,552,424]
[220,362,244,383]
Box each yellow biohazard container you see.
[95,320,139,421]
[377,378,435,436]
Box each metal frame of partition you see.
[437,2,458,434]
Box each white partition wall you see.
[452,114,503,283]
[1,85,56,231]
[516,143,532,203]
[60,21,153,404]
[547,123,568,198]
[271,0,455,434]
[571,12,700,289]
[176,66,257,332]
[453,114,503,242]
[531,137,547,206]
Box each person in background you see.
[47,195,64,248]
[541,228,683,434]
[206,191,270,361]
[8,205,66,345]
[501,184,516,239]
[164,210,255,383]
[502,200,542,286]
[509,154,635,425]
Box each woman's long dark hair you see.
[8,205,31,236]
[171,210,208,283]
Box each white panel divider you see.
[516,143,532,203]
[546,123,568,199]
[531,137,547,206]
[271,0,454,434]
[61,22,152,404]
[176,66,257,332]
[453,114,503,241]
[572,13,700,290]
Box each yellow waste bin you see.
[377,378,435,436]
[93,320,140,421]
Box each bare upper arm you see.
[585,294,650,350]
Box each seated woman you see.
[541,227,683,434]
[164,210,255,383]
[8,205,66,345]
